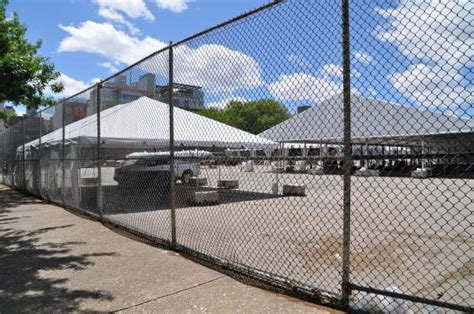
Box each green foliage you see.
[0,0,63,109]
[199,99,291,134]
[0,109,16,120]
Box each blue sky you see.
[6,0,473,117]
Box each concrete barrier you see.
[188,191,219,205]
[218,180,239,189]
[282,184,306,196]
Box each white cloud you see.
[376,0,472,71]
[268,73,342,102]
[59,22,263,92]
[207,97,250,109]
[98,61,119,73]
[57,74,90,97]
[354,51,373,65]
[321,64,343,78]
[93,0,154,21]
[392,64,473,110]
[376,0,472,110]
[58,21,167,65]
[286,53,311,68]
[173,44,262,92]
[97,7,140,34]
[154,0,191,13]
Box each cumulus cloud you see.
[268,73,342,102]
[93,0,154,21]
[96,6,140,34]
[354,51,373,65]
[59,22,263,92]
[286,53,311,68]
[173,44,262,92]
[376,0,472,110]
[154,0,191,13]
[321,64,343,78]
[98,61,119,73]
[207,97,250,109]
[55,74,90,98]
[392,64,473,111]
[58,21,166,65]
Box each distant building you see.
[89,74,156,116]
[50,100,89,130]
[156,83,204,111]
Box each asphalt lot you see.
[97,165,473,309]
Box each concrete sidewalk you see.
[0,185,341,313]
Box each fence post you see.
[21,119,26,190]
[341,0,352,308]
[38,110,42,195]
[96,82,103,218]
[168,42,177,246]
[62,102,66,205]
[9,126,13,185]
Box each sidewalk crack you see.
[111,275,226,312]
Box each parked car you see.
[113,151,200,188]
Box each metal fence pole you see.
[341,0,352,307]
[9,126,13,186]
[96,83,103,218]
[38,111,42,195]
[21,119,26,190]
[62,102,66,205]
[168,42,177,246]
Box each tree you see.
[199,99,291,134]
[0,0,63,110]
[0,109,16,121]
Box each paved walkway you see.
[0,185,341,313]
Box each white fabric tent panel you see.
[26,97,275,149]
[260,93,473,143]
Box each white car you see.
[114,151,201,188]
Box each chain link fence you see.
[0,0,472,312]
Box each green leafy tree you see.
[0,109,16,121]
[199,99,291,134]
[0,0,63,110]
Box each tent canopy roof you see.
[259,94,474,147]
[25,97,275,150]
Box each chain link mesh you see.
[0,0,472,312]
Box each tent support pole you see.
[341,0,352,308]
[168,42,177,246]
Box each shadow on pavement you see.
[102,184,284,215]
[0,186,116,312]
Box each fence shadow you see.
[0,221,115,311]
[102,184,284,214]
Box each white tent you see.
[20,97,276,211]
[259,93,474,148]
[25,96,276,150]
